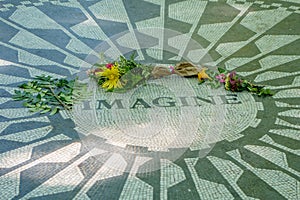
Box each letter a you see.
[131,98,151,109]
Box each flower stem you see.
[47,86,71,111]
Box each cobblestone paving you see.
[0,0,299,199]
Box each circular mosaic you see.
[0,0,299,199]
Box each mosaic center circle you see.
[73,75,260,153]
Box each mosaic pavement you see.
[0,0,300,199]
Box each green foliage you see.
[97,76,106,86]
[118,53,141,76]
[13,75,88,115]
[246,84,274,97]
[210,67,274,96]
[198,79,205,85]
[217,67,227,74]
[116,65,153,92]
[206,69,222,89]
[90,53,151,92]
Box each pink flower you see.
[230,79,236,85]
[106,63,114,69]
[87,68,103,76]
[229,71,236,79]
[169,66,175,73]
[216,74,225,83]
[86,69,92,76]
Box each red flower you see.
[106,63,114,69]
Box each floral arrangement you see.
[88,55,274,96]
[202,67,274,96]
[14,54,274,115]
[88,54,152,92]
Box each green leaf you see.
[50,107,59,115]
[12,91,24,100]
[19,83,29,89]
[130,52,136,61]
[29,107,40,112]
[198,79,205,85]
[14,90,21,95]
[218,67,226,73]
[36,93,42,100]
[23,102,35,108]
[64,95,72,102]
[40,108,51,114]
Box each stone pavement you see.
[0,0,299,199]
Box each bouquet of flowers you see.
[13,54,274,115]
[88,54,274,96]
[87,55,146,91]
[215,68,274,96]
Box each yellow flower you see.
[225,73,230,90]
[96,66,122,89]
[198,68,212,81]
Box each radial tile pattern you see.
[0,0,300,199]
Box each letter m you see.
[97,99,124,109]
